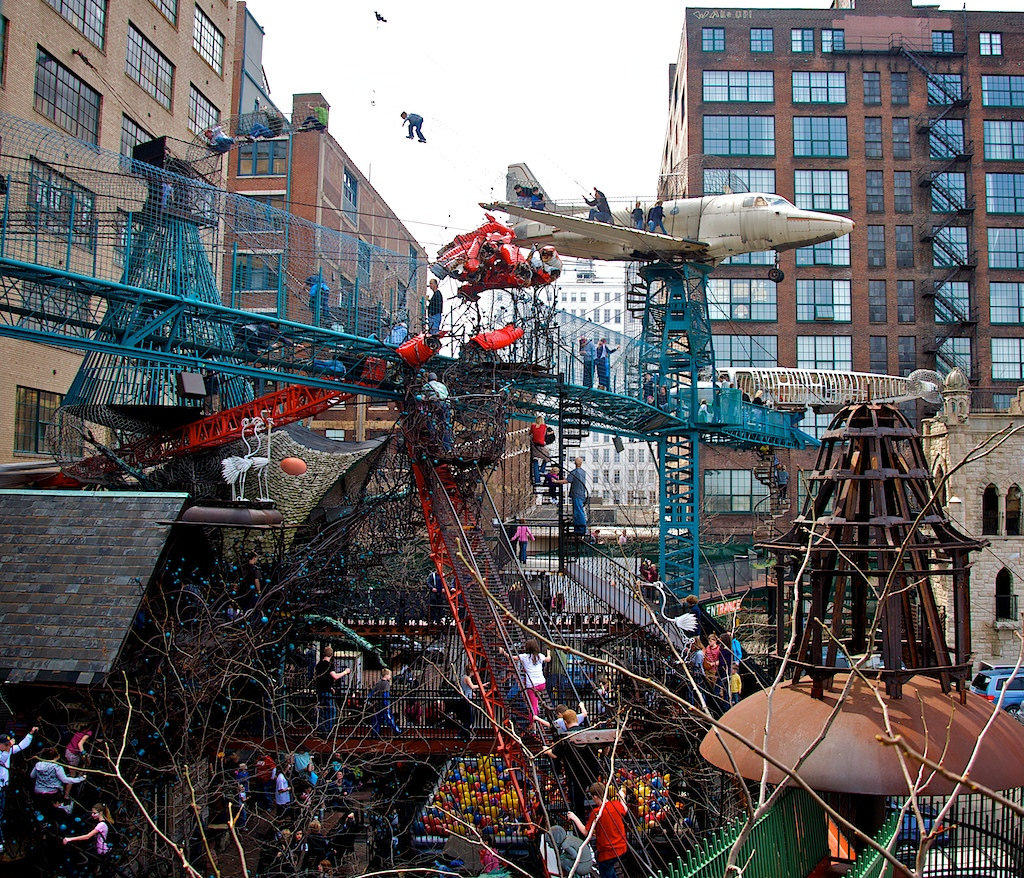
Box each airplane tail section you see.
[505,162,545,203]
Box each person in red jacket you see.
[567,782,629,878]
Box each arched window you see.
[995,568,1016,620]
[1006,486,1022,537]
[982,484,1000,535]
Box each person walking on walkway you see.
[314,647,351,737]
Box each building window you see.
[703,115,775,156]
[932,172,966,213]
[993,338,1024,380]
[703,168,775,195]
[867,225,886,267]
[980,32,1002,56]
[895,225,915,268]
[933,226,968,267]
[801,411,834,442]
[245,194,286,229]
[233,253,281,291]
[45,0,106,49]
[0,18,6,87]
[869,281,887,322]
[702,71,774,103]
[892,117,910,159]
[991,283,1024,324]
[869,336,888,373]
[893,172,912,213]
[989,228,1024,269]
[33,48,101,144]
[995,568,1016,617]
[236,140,286,176]
[863,71,881,105]
[928,74,962,105]
[750,28,773,52]
[987,174,1024,214]
[993,393,1014,410]
[931,30,954,53]
[28,158,96,250]
[120,115,153,157]
[864,117,882,158]
[821,29,844,52]
[1009,488,1023,537]
[938,337,972,376]
[935,281,970,323]
[796,280,851,322]
[930,119,965,159]
[14,387,62,454]
[795,237,850,266]
[897,280,915,323]
[981,75,1024,107]
[865,171,884,212]
[793,116,847,157]
[721,250,777,266]
[343,168,358,224]
[794,170,848,211]
[704,470,769,513]
[984,120,1024,161]
[707,278,777,321]
[193,7,224,75]
[982,485,1000,535]
[150,0,176,24]
[791,28,814,53]
[702,27,725,52]
[797,336,852,370]
[891,72,909,105]
[792,71,845,103]
[715,335,778,367]
[125,24,174,109]
[898,336,916,375]
[188,84,219,135]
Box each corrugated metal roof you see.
[0,490,187,686]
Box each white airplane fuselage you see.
[512,192,854,264]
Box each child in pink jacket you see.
[512,518,534,563]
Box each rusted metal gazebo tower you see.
[762,402,984,700]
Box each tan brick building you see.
[662,0,1024,541]
[0,0,235,463]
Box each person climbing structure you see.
[400,111,426,142]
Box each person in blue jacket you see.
[400,111,426,142]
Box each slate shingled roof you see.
[0,490,187,686]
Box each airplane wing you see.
[480,202,710,259]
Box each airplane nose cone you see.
[788,210,854,245]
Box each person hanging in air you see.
[400,111,426,142]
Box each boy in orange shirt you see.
[567,781,629,878]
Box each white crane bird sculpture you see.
[221,417,254,500]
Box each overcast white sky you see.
[245,0,1021,258]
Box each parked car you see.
[970,664,1024,715]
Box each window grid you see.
[721,250,777,266]
[126,24,174,109]
[343,168,358,224]
[702,168,776,195]
[750,28,773,52]
[990,283,1024,324]
[793,116,847,157]
[930,119,965,159]
[932,172,966,213]
[796,280,851,322]
[193,7,224,75]
[993,338,1024,380]
[702,28,725,51]
[866,171,884,212]
[980,32,1002,56]
[863,71,881,105]
[703,115,775,156]
[895,225,915,268]
[897,280,915,323]
[892,117,910,159]
[33,49,101,144]
[703,71,774,103]
[981,76,1024,107]
[14,387,63,455]
[797,335,852,370]
[795,237,850,266]
[821,29,844,52]
[707,278,777,321]
[149,0,176,24]
[869,280,887,323]
[792,71,845,103]
[705,470,768,514]
[188,85,220,135]
[984,121,1024,161]
[989,228,1024,269]
[938,337,972,376]
[715,335,777,368]
[865,117,882,158]
[870,336,888,374]
[45,0,106,49]
[791,29,814,53]
[233,253,281,291]
[986,174,1024,214]
[894,172,912,212]
[794,170,849,211]
[931,30,954,53]
[935,281,970,324]
[933,226,968,267]
[891,72,909,105]
[898,336,916,376]
[867,225,886,267]
[928,74,962,105]
[236,140,287,176]
[120,115,153,157]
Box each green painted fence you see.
[845,812,900,878]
